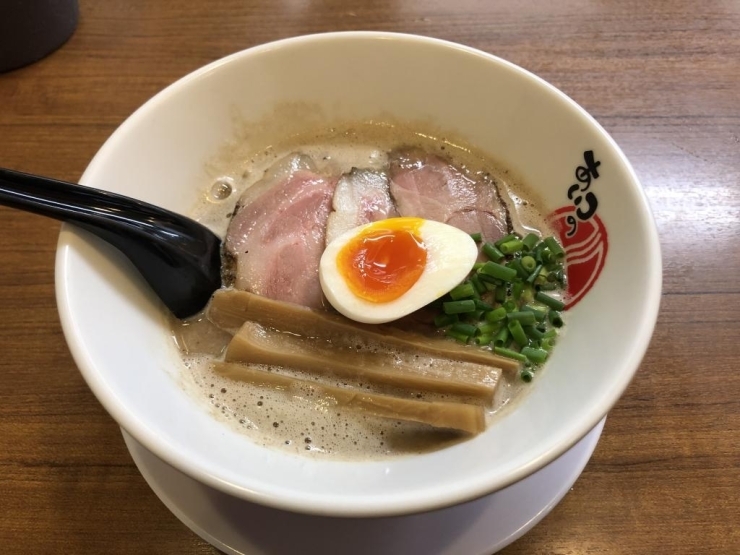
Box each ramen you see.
[172,123,567,460]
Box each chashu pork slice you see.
[224,154,338,309]
[325,168,398,245]
[389,148,508,244]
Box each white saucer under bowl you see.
[122,418,605,555]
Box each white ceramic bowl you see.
[56,32,661,517]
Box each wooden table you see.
[1,1,738,553]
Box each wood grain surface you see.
[0,1,738,553]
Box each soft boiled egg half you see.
[319,217,478,324]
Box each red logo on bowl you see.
[548,207,608,309]
[546,150,608,309]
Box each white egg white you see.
[319,219,478,324]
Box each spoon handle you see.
[0,167,181,231]
[0,167,222,318]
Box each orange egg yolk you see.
[337,218,427,303]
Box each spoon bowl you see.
[0,167,221,318]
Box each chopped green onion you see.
[494,286,507,303]
[434,313,458,327]
[449,281,475,300]
[507,319,529,347]
[477,321,501,335]
[521,346,549,364]
[522,233,539,251]
[475,334,493,346]
[470,273,486,295]
[548,310,564,328]
[451,322,478,337]
[462,310,485,322]
[445,328,470,343]
[522,304,547,322]
[499,239,524,255]
[535,291,565,311]
[443,300,476,314]
[526,263,543,284]
[541,337,556,351]
[507,311,536,325]
[532,242,546,262]
[476,272,498,284]
[512,281,524,300]
[436,227,566,372]
[520,286,534,304]
[523,325,545,340]
[479,261,517,282]
[494,327,510,347]
[547,269,562,282]
[482,242,505,262]
[507,258,529,279]
[494,233,519,248]
[485,306,507,323]
[521,255,537,273]
[544,236,565,260]
[473,299,493,311]
[494,346,527,362]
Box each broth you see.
[173,122,559,460]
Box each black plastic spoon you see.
[0,167,222,318]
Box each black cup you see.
[0,0,79,72]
